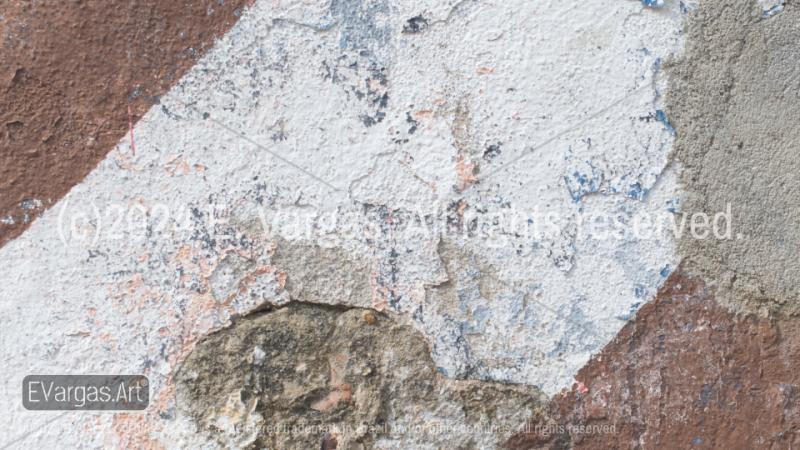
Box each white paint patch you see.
[0,0,684,446]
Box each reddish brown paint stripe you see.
[0,0,251,248]
[505,268,800,449]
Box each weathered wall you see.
[670,0,800,315]
[2,0,798,448]
[0,0,250,247]
[507,1,800,448]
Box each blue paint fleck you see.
[626,181,648,200]
[641,0,666,8]
[699,383,714,406]
[666,198,680,213]
[655,109,676,135]
[763,1,785,18]
[564,160,605,202]
[616,302,642,321]
[691,437,703,446]
[330,0,391,63]
[660,264,672,278]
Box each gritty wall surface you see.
[13,0,800,448]
[0,0,250,248]
[507,1,800,448]
[0,0,684,446]
[177,303,546,449]
[668,0,800,315]
[505,267,800,449]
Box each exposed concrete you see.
[667,0,800,314]
[505,266,800,449]
[270,239,374,308]
[176,302,546,449]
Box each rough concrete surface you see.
[2,0,799,448]
[0,0,250,248]
[667,0,800,315]
[177,302,545,449]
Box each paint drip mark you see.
[127,105,136,156]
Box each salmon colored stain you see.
[224,264,277,305]
[112,413,165,450]
[164,154,191,176]
[104,237,283,446]
[175,245,192,260]
[311,384,353,412]
[455,155,477,191]
[456,199,467,219]
[125,274,144,293]
[106,273,166,313]
[313,352,353,412]
[413,109,434,120]
[112,150,137,172]
[277,271,287,290]
[176,292,225,358]
[477,66,495,74]
[370,266,389,312]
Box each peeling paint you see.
[0,0,687,446]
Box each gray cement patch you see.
[667,0,800,314]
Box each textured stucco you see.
[0,0,249,247]
[506,1,800,447]
[668,0,800,315]
[0,0,694,447]
[506,267,800,449]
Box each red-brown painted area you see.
[505,268,800,449]
[0,0,250,248]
